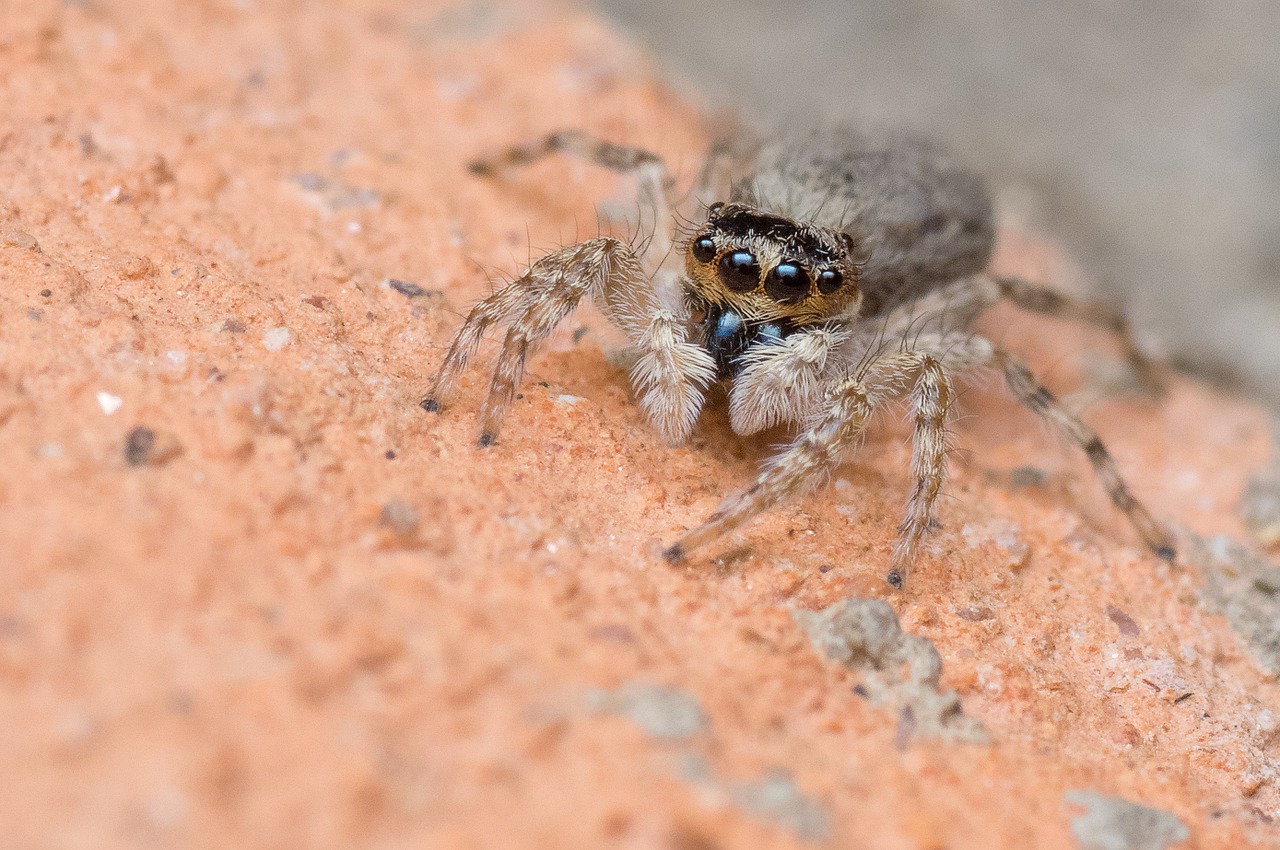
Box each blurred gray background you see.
[596,0,1280,402]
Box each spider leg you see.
[992,275,1163,397]
[425,232,714,446]
[628,312,716,444]
[469,130,667,179]
[994,348,1175,561]
[469,130,676,273]
[423,236,644,445]
[666,351,953,588]
[726,326,849,435]
[420,282,528,413]
[689,131,759,212]
[883,354,954,588]
[663,370,877,564]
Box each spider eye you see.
[692,236,717,263]
[816,268,843,294]
[718,250,760,292]
[764,261,810,303]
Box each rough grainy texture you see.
[793,599,985,745]
[2,1,1280,848]
[1194,535,1280,678]
[1065,790,1189,850]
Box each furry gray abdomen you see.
[733,128,995,316]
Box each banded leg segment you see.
[994,275,1163,396]
[995,349,1175,560]
[469,130,676,272]
[663,372,877,563]
[423,237,644,445]
[666,351,955,587]
[469,130,667,178]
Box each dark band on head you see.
[709,205,836,262]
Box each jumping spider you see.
[423,126,1175,586]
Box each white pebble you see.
[262,327,292,351]
[96,391,123,415]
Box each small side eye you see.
[708,202,725,216]
[692,236,716,263]
[816,268,843,294]
[764,261,810,303]
[718,250,760,292]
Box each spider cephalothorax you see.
[685,202,863,324]
[423,127,1174,587]
[686,200,865,376]
[683,202,864,379]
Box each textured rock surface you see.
[1065,790,1189,850]
[2,1,1279,848]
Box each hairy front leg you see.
[663,372,877,564]
[726,327,850,435]
[423,237,644,445]
[881,354,954,588]
[629,312,716,444]
[666,351,954,587]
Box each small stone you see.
[124,426,183,467]
[729,770,830,843]
[386,278,427,298]
[956,605,994,622]
[378,500,419,538]
[291,172,329,192]
[262,327,291,350]
[96,392,123,416]
[590,682,706,741]
[1,230,40,251]
[1253,567,1280,595]
[794,598,984,742]
[1065,790,1188,850]
[1106,605,1141,637]
[118,255,158,280]
[1008,466,1048,488]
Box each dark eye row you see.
[692,237,843,302]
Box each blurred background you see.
[597,0,1280,404]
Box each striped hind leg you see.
[993,275,1163,396]
[994,349,1175,560]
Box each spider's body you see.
[425,127,1173,586]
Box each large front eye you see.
[764,261,810,302]
[692,235,716,263]
[718,250,760,292]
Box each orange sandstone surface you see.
[2,2,1279,848]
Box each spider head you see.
[684,202,863,326]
